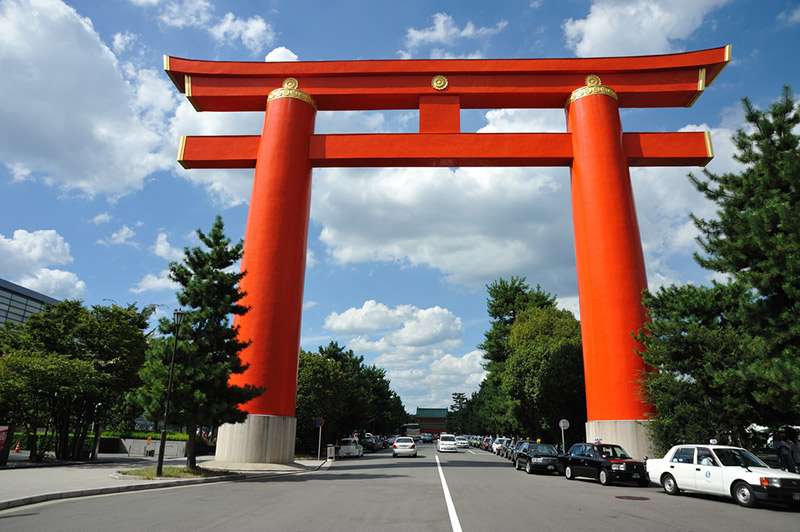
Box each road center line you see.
[435,455,463,532]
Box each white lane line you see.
[435,455,463,532]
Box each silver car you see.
[437,434,458,452]
[393,436,418,458]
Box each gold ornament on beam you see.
[431,75,449,91]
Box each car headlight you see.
[611,463,627,471]
[760,477,781,488]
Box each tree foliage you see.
[638,87,800,451]
[294,342,409,453]
[452,278,583,441]
[0,300,153,460]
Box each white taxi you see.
[646,443,800,508]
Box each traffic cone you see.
[14,441,20,453]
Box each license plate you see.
[345,452,351,456]
[632,473,640,479]
[547,465,554,470]
[793,493,800,501]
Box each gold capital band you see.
[567,74,618,107]
[268,87,317,110]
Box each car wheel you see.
[733,481,758,508]
[514,459,521,471]
[565,466,575,480]
[393,453,397,458]
[662,474,679,495]
[525,461,533,474]
[599,469,613,486]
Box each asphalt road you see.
[2,444,798,531]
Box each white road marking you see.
[436,455,463,532]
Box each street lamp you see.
[156,309,185,477]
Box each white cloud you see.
[151,233,184,261]
[150,1,274,55]
[91,212,112,225]
[18,268,86,299]
[778,6,800,25]
[0,229,85,299]
[112,31,137,54]
[399,12,508,59]
[563,0,729,57]
[97,225,138,247]
[6,162,31,181]
[130,269,177,293]
[0,0,177,199]
[0,229,73,278]
[265,46,298,62]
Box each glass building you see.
[0,278,59,325]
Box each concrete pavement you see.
[0,451,329,511]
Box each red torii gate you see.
[165,46,730,465]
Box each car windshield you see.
[596,445,632,459]
[441,435,455,441]
[341,439,355,445]
[713,448,767,468]
[396,437,413,444]
[532,444,558,455]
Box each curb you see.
[0,459,333,512]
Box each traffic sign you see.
[315,417,324,427]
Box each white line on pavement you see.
[436,455,463,532]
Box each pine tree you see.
[639,87,800,448]
[133,216,263,468]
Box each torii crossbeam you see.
[166,46,730,465]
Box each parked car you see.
[362,437,379,452]
[492,437,509,454]
[338,438,364,458]
[437,434,458,452]
[455,436,469,449]
[481,437,493,451]
[557,442,648,486]
[515,442,559,474]
[510,440,533,463]
[392,436,418,458]
[501,439,516,459]
[646,443,800,508]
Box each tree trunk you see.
[186,420,197,469]
[91,423,102,460]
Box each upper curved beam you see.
[164,46,730,112]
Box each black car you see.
[557,442,648,486]
[510,439,533,463]
[515,442,559,474]
[362,437,379,452]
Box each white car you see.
[437,434,458,452]
[646,443,800,508]
[392,436,417,458]
[338,438,364,458]
[455,436,469,449]
[492,437,509,454]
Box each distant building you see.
[0,278,59,325]
[415,407,448,437]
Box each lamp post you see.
[156,309,185,477]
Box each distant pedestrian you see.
[791,439,800,474]
[775,436,792,471]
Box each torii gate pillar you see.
[165,46,730,465]
[567,77,651,457]
[214,86,317,465]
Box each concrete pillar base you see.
[585,419,654,460]
[210,414,296,466]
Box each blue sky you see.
[1,0,798,414]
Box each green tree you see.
[638,87,800,449]
[0,300,153,460]
[295,348,347,453]
[505,306,585,442]
[131,216,263,468]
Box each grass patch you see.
[118,466,233,479]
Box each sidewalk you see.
[0,451,329,512]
